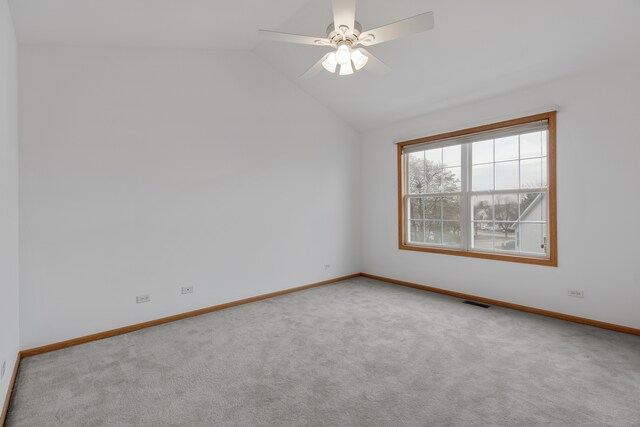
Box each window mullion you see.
[404,154,410,245]
[460,144,470,251]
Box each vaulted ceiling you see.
[8,0,312,48]
[9,0,640,130]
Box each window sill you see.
[399,243,557,267]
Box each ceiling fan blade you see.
[259,30,331,46]
[358,12,434,46]
[357,48,391,75]
[331,0,356,31]
[300,53,332,79]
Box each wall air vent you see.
[462,300,491,309]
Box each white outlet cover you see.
[568,289,584,298]
[136,295,151,303]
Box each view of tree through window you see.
[408,145,462,246]
[401,116,554,263]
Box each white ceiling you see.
[7,0,311,49]
[9,0,640,130]
[255,0,640,130]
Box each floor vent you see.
[463,300,491,309]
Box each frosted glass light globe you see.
[350,49,369,71]
[322,52,338,73]
[339,61,354,76]
[335,44,352,65]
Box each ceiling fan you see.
[259,0,434,78]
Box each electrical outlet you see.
[324,264,331,269]
[136,294,151,304]
[1,360,5,380]
[568,289,584,298]
[181,286,194,295]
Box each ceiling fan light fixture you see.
[260,1,435,79]
[322,52,338,73]
[339,61,354,76]
[351,49,368,71]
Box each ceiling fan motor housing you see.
[326,21,362,46]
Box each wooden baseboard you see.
[20,273,360,359]
[1,353,21,427]
[9,270,637,422]
[19,272,639,359]
[361,273,640,336]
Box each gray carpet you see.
[6,277,640,426]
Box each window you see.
[398,112,557,266]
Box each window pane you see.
[472,222,493,250]
[494,193,519,222]
[520,193,546,222]
[472,195,493,220]
[472,164,493,191]
[494,223,518,251]
[443,145,461,167]
[494,135,518,162]
[424,197,442,220]
[520,158,543,189]
[425,164,443,193]
[409,198,424,220]
[425,148,442,167]
[443,222,461,246]
[425,221,442,244]
[404,120,552,260]
[519,223,547,254]
[472,140,493,164]
[495,160,519,190]
[520,131,542,159]
[408,152,426,194]
[443,167,461,192]
[442,196,460,221]
[410,220,425,243]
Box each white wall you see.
[18,46,360,349]
[360,59,640,329]
[0,0,19,401]
[16,45,640,352]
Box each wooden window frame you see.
[397,111,557,267]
